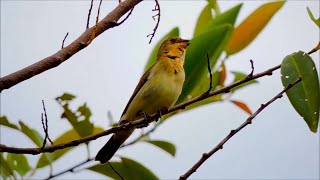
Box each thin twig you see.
[86,0,94,29]
[46,158,92,180]
[87,0,103,45]
[40,100,53,151]
[307,41,320,54]
[61,32,69,49]
[179,77,302,180]
[108,162,124,180]
[147,0,161,44]
[117,8,134,25]
[203,53,213,96]
[0,64,282,154]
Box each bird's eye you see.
[170,38,176,43]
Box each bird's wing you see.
[121,64,155,117]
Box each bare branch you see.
[179,77,302,180]
[0,0,142,93]
[147,0,161,44]
[0,64,282,155]
[40,100,53,151]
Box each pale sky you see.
[1,1,319,179]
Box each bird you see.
[95,37,190,163]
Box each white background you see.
[1,0,319,179]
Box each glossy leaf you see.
[226,1,285,55]
[7,153,31,177]
[194,4,213,37]
[231,100,253,115]
[144,140,176,157]
[37,127,104,168]
[144,27,179,71]
[204,3,242,31]
[87,157,158,180]
[0,116,19,130]
[230,71,258,92]
[177,25,233,104]
[307,7,320,28]
[281,51,320,133]
[0,153,16,179]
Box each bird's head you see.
[157,37,190,60]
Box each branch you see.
[0,63,281,154]
[179,77,302,180]
[0,0,142,93]
[147,0,161,44]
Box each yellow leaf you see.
[226,1,285,55]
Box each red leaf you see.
[231,100,253,115]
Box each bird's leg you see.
[157,107,168,121]
[137,111,150,128]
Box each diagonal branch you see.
[179,77,302,180]
[0,0,142,93]
[0,63,281,155]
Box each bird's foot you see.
[137,111,150,128]
[157,107,168,121]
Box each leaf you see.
[36,127,104,168]
[0,116,19,130]
[56,93,76,103]
[87,157,158,180]
[230,71,258,92]
[226,1,285,55]
[144,140,176,157]
[0,153,16,179]
[7,153,31,177]
[281,51,320,133]
[19,121,44,147]
[307,7,320,28]
[204,3,242,31]
[231,100,253,115]
[194,4,213,37]
[177,25,233,104]
[220,63,226,87]
[144,27,179,71]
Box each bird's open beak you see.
[180,39,190,48]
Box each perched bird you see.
[95,37,190,163]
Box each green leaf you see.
[144,140,176,157]
[205,3,242,31]
[177,25,233,104]
[194,4,213,37]
[0,153,16,179]
[7,154,31,177]
[226,1,285,55]
[56,93,76,103]
[87,157,158,180]
[230,71,258,92]
[19,121,44,147]
[281,51,320,133]
[307,7,320,28]
[0,116,19,130]
[36,127,104,168]
[144,27,179,71]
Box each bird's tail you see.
[95,128,134,163]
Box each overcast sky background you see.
[1,0,319,179]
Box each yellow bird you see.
[95,37,190,163]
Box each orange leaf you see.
[220,63,226,87]
[231,100,253,115]
[226,1,285,55]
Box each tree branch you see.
[179,77,302,180]
[0,0,142,93]
[0,63,281,154]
